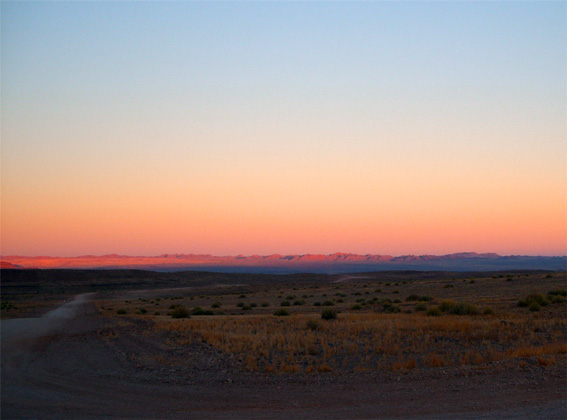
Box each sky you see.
[1,1,566,257]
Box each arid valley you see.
[2,268,566,419]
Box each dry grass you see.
[154,311,567,373]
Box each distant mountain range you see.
[1,252,565,274]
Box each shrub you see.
[439,300,457,312]
[313,302,321,307]
[203,310,214,315]
[237,302,245,307]
[306,319,320,331]
[519,293,548,308]
[116,309,127,315]
[322,300,335,306]
[351,304,362,310]
[529,302,541,312]
[241,304,252,311]
[442,284,454,289]
[426,307,442,317]
[415,302,427,312]
[321,309,337,320]
[250,303,257,307]
[280,301,290,307]
[273,309,289,316]
[483,307,494,315]
[192,307,205,315]
[548,289,567,297]
[261,302,269,307]
[292,300,304,306]
[550,295,565,304]
[137,308,147,314]
[170,306,190,319]
[406,294,420,302]
[383,304,400,313]
[212,302,221,308]
[449,303,479,316]
[419,296,433,302]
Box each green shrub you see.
[439,300,457,312]
[550,295,565,304]
[261,302,269,307]
[241,304,252,311]
[116,309,127,315]
[448,303,479,316]
[322,300,334,306]
[415,302,427,312]
[351,304,362,310]
[192,307,205,315]
[313,302,321,307]
[406,294,420,302]
[293,300,304,306]
[419,296,434,302]
[137,308,147,314]
[519,293,549,308]
[237,302,245,307]
[442,284,454,289]
[280,301,290,307]
[212,302,221,308]
[250,303,257,307]
[529,302,541,312]
[274,309,289,316]
[170,306,190,318]
[203,310,214,315]
[548,289,567,297]
[306,319,320,331]
[321,309,337,320]
[426,307,442,317]
[483,307,494,315]
[383,304,400,313]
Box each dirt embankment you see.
[2,293,566,419]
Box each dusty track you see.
[1,294,566,419]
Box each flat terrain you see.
[1,269,566,419]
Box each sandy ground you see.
[2,294,566,419]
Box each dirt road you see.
[2,294,565,419]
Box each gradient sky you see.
[2,1,566,257]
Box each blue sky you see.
[2,1,566,256]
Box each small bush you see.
[170,306,190,318]
[439,300,457,312]
[137,308,147,314]
[273,309,289,316]
[261,302,269,307]
[237,302,245,307]
[529,302,541,312]
[313,302,321,307]
[406,294,420,302]
[419,296,434,302]
[483,307,494,315]
[442,284,454,289]
[192,307,205,315]
[415,302,427,312]
[519,293,549,308]
[383,304,400,313]
[293,300,304,306]
[426,307,442,317]
[203,310,214,315]
[116,309,127,315]
[241,304,252,311]
[550,295,565,304]
[449,303,479,316]
[280,301,290,307]
[321,309,337,320]
[250,303,257,307]
[548,289,567,297]
[322,300,335,306]
[351,304,362,310]
[306,319,320,331]
[212,302,221,308]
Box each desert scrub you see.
[321,308,337,320]
[415,302,427,312]
[518,293,549,308]
[116,309,127,315]
[155,312,567,374]
[426,307,442,317]
[169,306,190,319]
[274,309,290,316]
